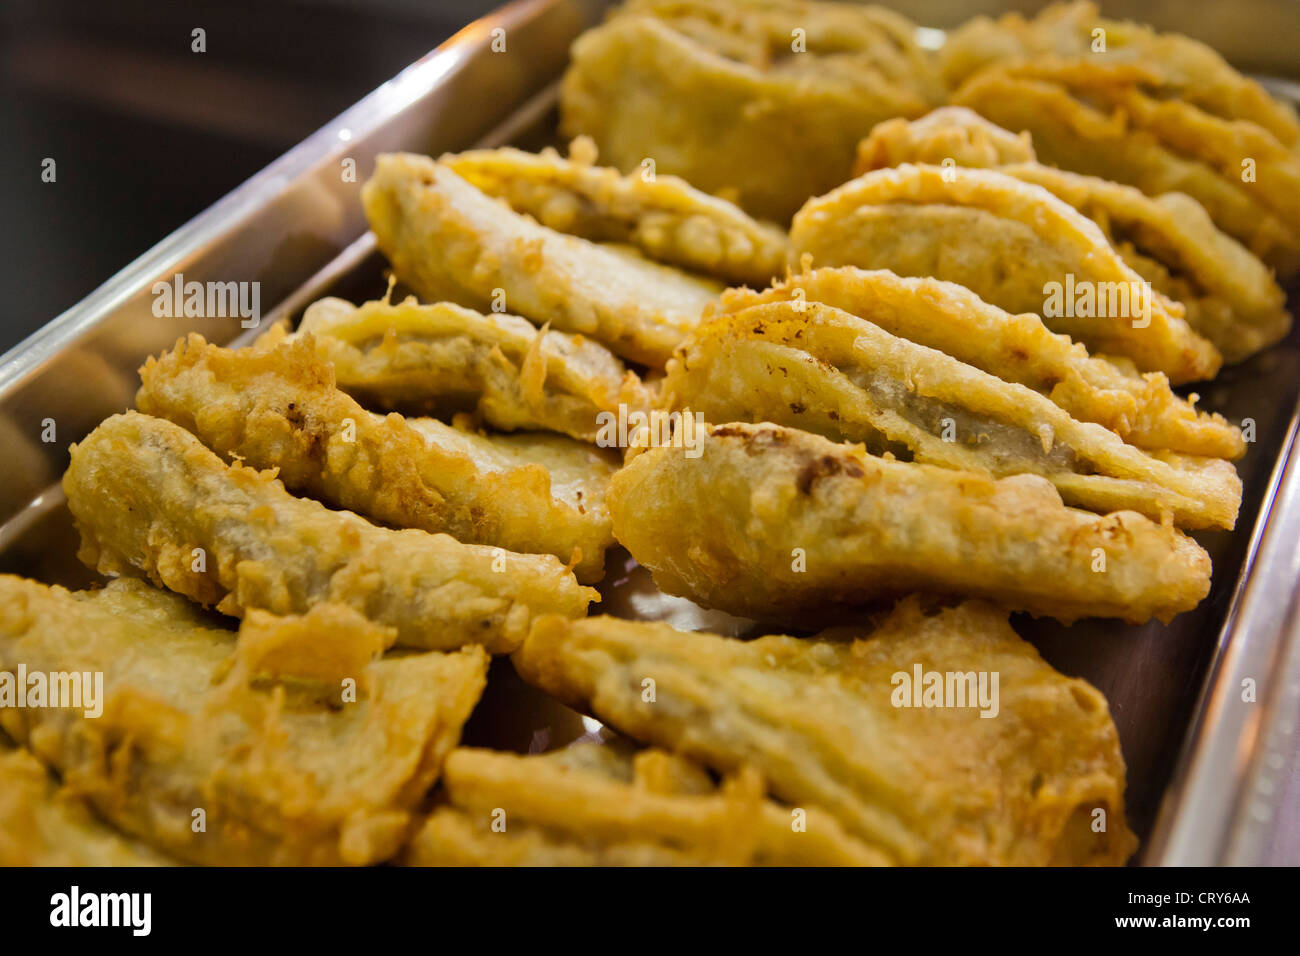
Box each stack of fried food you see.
[3,0,1294,867]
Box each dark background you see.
[0,0,500,355]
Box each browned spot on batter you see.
[282,402,327,462]
[796,453,863,494]
[712,424,790,455]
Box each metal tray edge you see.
[1148,400,1300,865]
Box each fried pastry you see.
[952,63,1300,276]
[403,418,620,581]
[137,333,619,582]
[606,421,1211,624]
[513,598,1139,865]
[854,108,1291,363]
[404,742,884,866]
[790,163,1222,384]
[0,743,176,866]
[856,105,1038,170]
[362,152,721,365]
[714,267,1243,460]
[939,1,1300,145]
[665,301,1241,529]
[559,0,941,221]
[63,412,596,653]
[0,576,488,866]
[293,294,646,442]
[1001,164,1291,363]
[443,138,789,286]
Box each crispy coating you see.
[939,2,1300,146]
[443,139,789,286]
[666,301,1241,530]
[790,163,1222,384]
[404,742,885,866]
[137,333,618,582]
[606,422,1211,624]
[362,153,721,366]
[0,743,177,866]
[1002,165,1292,364]
[404,418,620,582]
[952,64,1300,276]
[513,598,1139,865]
[856,106,1038,170]
[619,0,942,98]
[63,412,596,653]
[0,576,489,865]
[559,0,941,222]
[294,294,647,442]
[714,267,1243,460]
[855,108,1291,364]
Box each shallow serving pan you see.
[1,0,1298,865]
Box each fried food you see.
[63,412,596,653]
[293,294,647,443]
[939,2,1300,145]
[404,418,620,581]
[713,267,1243,460]
[666,301,1241,530]
[952,64,1300,276]
[606,422,1211,624]
[11,0,1293,870]
[790,163,1222,384]
[559,0,941,221]
[513,598,1139,865]
[0,576,489,865]
[362,152,722,365]
[0,743,177,866]
[137,332,619,582]
[855,108,1291,364]
[1001,164,1291,363]
[856,105,1038,170]
[937,2,1300,273]
[443,138,789,286]
[404,742,885,866]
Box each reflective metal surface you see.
[0,0,603,518]
[0,0,1297,865]
[1148,402,1300,865]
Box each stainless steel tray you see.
[1,0,1298,866]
